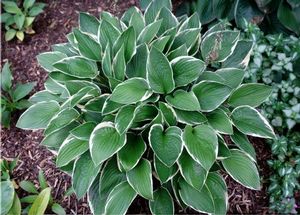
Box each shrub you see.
[1,0,46,41]
[244,23,300,214]
[177,0,300,36]
[0,159,65,215]
[0,62,36,128]
[17,1,275,214]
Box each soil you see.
[1,0,272,214]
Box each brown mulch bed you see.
[1,0,272,214]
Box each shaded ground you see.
[1,0,271,214]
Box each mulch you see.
[1,0,272,214]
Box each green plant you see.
[0,158,66,215]
[177,0,300,36]
[244,23,300,214]
[16,1,276,214]
[1,0,46,41]
[0,62,35,128]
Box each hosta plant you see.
[1,62,35,128]
[17,1,276,214]
[1,0,46,41]
[0,159,66,215]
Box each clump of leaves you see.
[1,0,46,41]
[244,23,300,214]
[0,159,66,215]
[0,62,35,128]
[176,0,300,36]
[17,1,275,214]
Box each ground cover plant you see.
[1,0,46,41]
[0,62,35,128]
[176,0,300,36]
[16,0,276,214]
[0,158,66,215]
[244,23,300,213]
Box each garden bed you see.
[1,0,272,214]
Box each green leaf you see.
[167,45,188,61]
[12,82,35,102]
[178,150,207,190]
[104,182,137,215]
[138,19,162,44]
[22,185,37,198]
[278,0,300,35]
[94,158,126,214]
[51,203,66,215]
[166,90,200,111]
[0,181,15,215]
[23,0,35,10]
[231,105,276,139]
[112,45,126,80]
[172,29,200,51]
[115,105,136,134]
[90,122,126,165]
[38,170,48,189]
[174,109,207,125]
[1,62,12,92]
[72,152,101,199]
[73,29,102,61]
[28,3,45,16]
[151,35,171,51]
[129,7,145,37]
[154,156,178,183]
[118,133,146,171]
[215,68,245,89]
[53,56,98,78]
[14,14,25,30]
[230,129,256,161]
[223,40,253,69]
[5,29,16,41]
[207,108,233,134]
[16,31,24,41]
[158,7,178,35]
[192,81,232,112]
[126,43,148,79]
[29,90,63,103]
[17,101,60,129]
[24,17,35,27]
[98,20,120,48]
[201,30,239,63]
[79,12,100,35]
[171,56,205,87]
[41,122,79,149]
[2,1,22,14]
[178,177,214,214]
[147,47,174,94]
[7,194,21,215]
[20,195,37,203]
[149,124,183,167]
[28,187,51,215]
[113,26,136,63]
[144,0,172,24]
[70,122,96,141]
[205,172,228,215]
[110,78,152,104]
[158,102,177,126]
[149,188,174,215]
[228,83,273,107]
[222,149,260,190]
[56,137,89,167]
[37,51,67,72]
[183,125,218,170]
[102,45,112,77]
[44,108,80,135]
[127,159,153,199]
